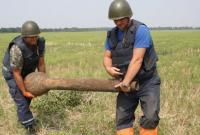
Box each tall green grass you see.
[0,30,200,135]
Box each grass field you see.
[0,30,200,135]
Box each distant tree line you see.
[150,27,200,30]
[0,27,110,33]
[0,27,21,33]
[0,27,200,33]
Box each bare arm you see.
[103,50,112,73]
[114,48,146,92]
[103,49,123,77]
[38,56,46,73]
[123,48,146,85]
[13,69,34,98]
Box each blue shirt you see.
[105,25,152,50]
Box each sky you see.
[0,0,199,28]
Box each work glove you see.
[23,91,35,98]
[115,82,131,92]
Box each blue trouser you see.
[116,74,160,130]
[2,68,34,128]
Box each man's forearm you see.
[104,57,114,77]
[38,57,46,73]
[104,56,112,70]
[123,59,142,84]
[38,64,46,73]
[123,48,146,85]
[13,70,27,93]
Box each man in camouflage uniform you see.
[2,21,46,134]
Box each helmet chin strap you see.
[125,18,133,30]
[128,19,133,27]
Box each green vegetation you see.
[0,27,200,33]
[0,30,200,135]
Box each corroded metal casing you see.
[24,72,138,96]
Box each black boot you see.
[26,125,37,135]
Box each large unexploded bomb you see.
[24,72,138,96]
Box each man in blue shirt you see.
[103,0,161,135]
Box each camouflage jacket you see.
[10,44,23,70]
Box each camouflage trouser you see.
[2,68,34,128]
[116,74,160,130]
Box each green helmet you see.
[21,21,40,37]
[108,0,133,20]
